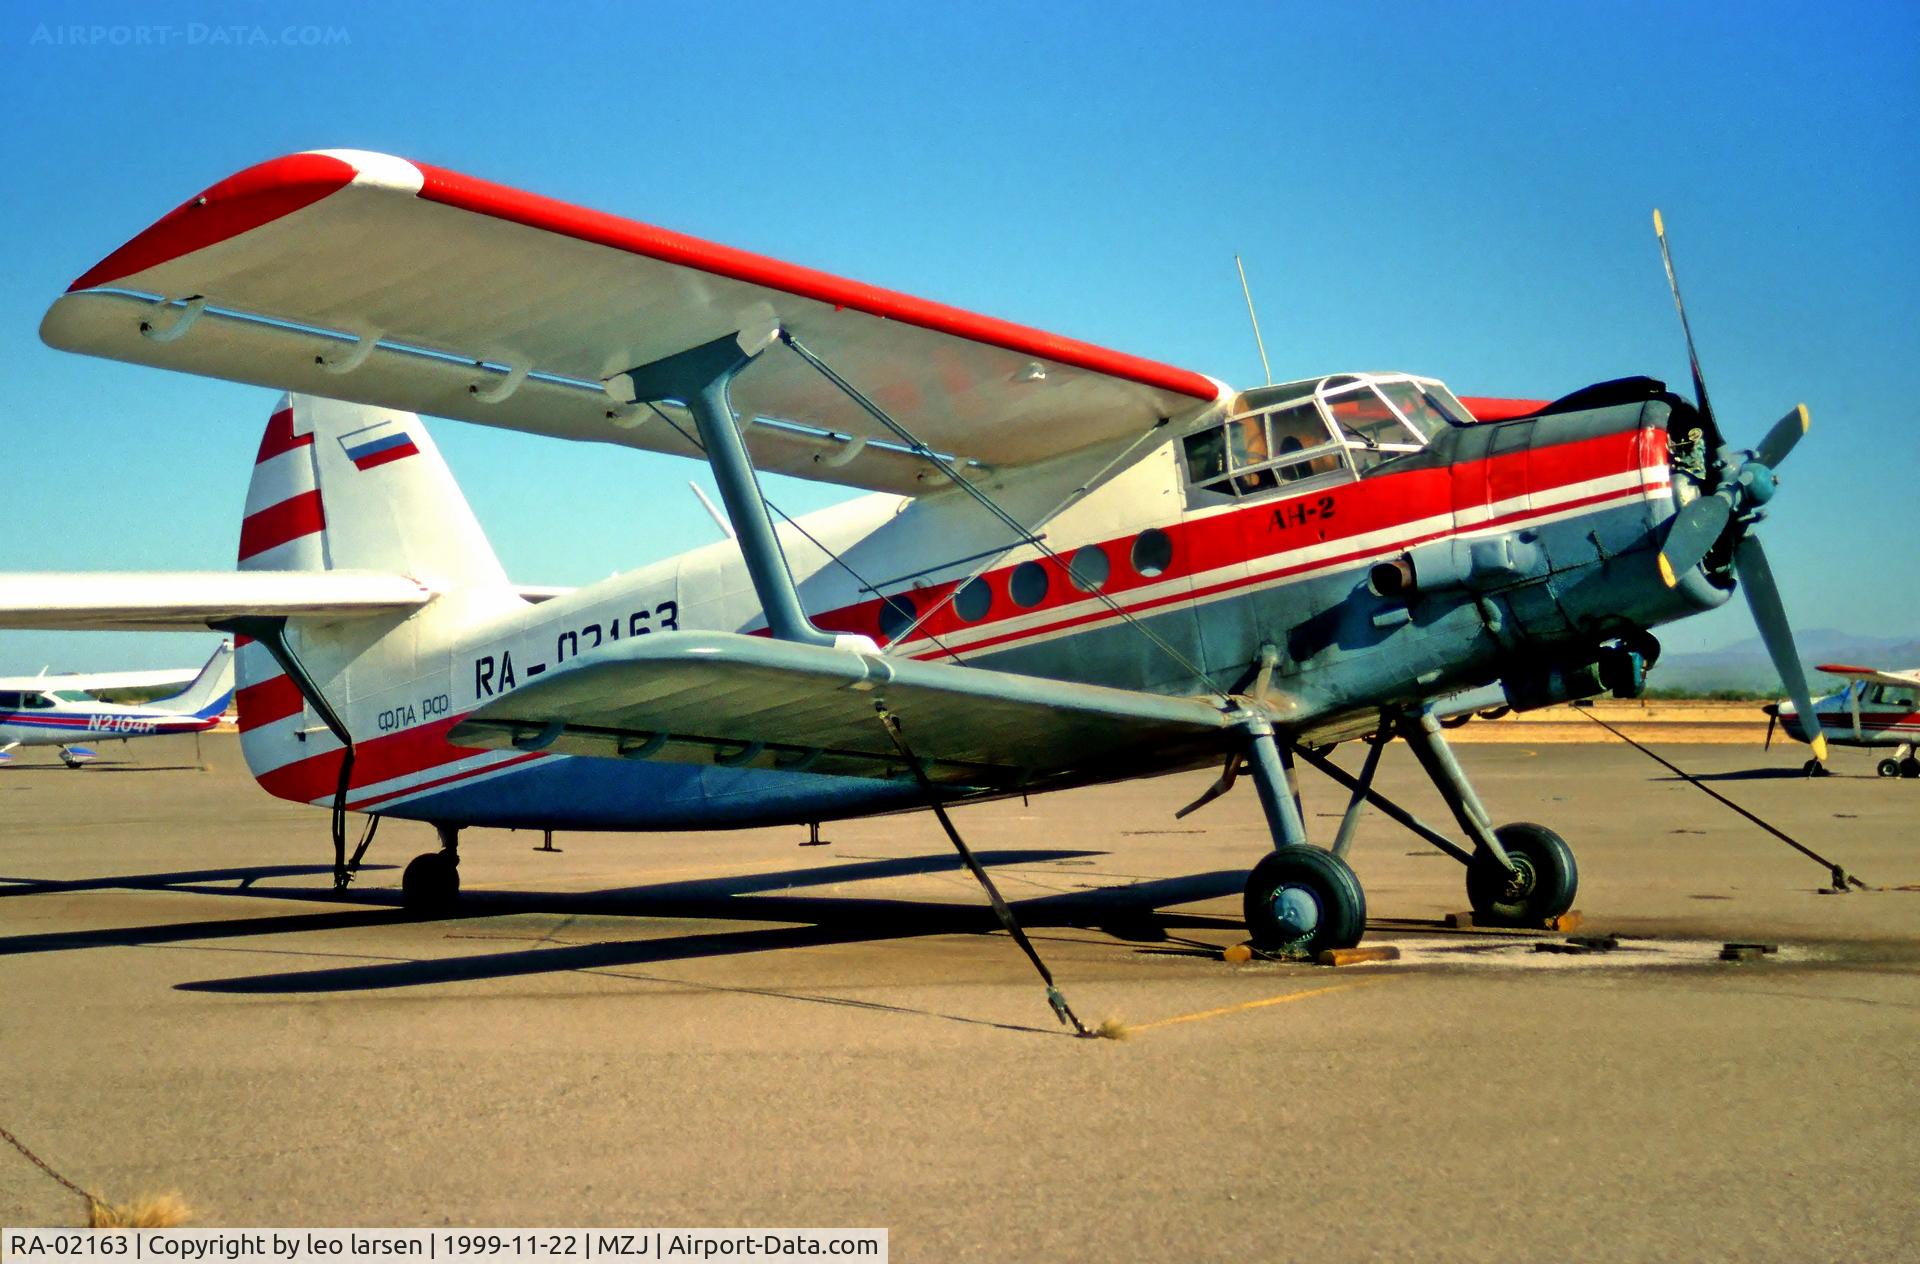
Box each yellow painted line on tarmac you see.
[1129,978,1387,1034]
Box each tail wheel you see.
[1243,845,1367,956]
[401,851,460,910]
[1466,823,1577,925]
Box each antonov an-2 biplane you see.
[8,151,1827,1004]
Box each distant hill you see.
[1649,629,1920,695]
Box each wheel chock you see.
[1719,942,1778,962]
[1448,909,1582,931]
[1223,942,1255,964]
[1315,945,1400,967]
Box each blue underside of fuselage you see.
[379,753,927,831]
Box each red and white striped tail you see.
[234,393,509,795]
[240,396,327,572]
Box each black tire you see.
[1803,758,1830,778]
[401,851,460,910]
[1901,758,1920,779]
[1877,759,1899,779]
[1466,823,1577,925]
[1243,845,1367,956]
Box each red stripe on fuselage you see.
[252,715,504,806]
[1459,396,1550,421]
[808,427,1662,648]
[235,674,304,731]
[237,490,325,562]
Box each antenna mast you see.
[1234,254,1273,386]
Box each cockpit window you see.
[1184,400,1343,498]
[1182,372,1461,501]
[1868,683,1917,709]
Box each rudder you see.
[238,392,507,586]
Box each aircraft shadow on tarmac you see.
[1,762,208,773]
[1653,768,1839,783]
[0,851,1248,1010]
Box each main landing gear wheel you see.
[1878,759,1900,778]
[1466,823,1577,926]
[1803,758,1830,778]
[1244,845,1367,957]
[1901,757,1920,779]
[401,851,460,910]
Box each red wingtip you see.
[68,151,358,292]
[1815,663,1878,675]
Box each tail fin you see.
[239,393,507,587]
[155,640,236,719]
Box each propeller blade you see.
[1652,209,1727,458]
[1765,711,1777,751]
[1754,403,1811,469]
[1734,535,1826,763]
[1656,494,1733,586]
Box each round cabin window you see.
[877,592,917,642]
[1068,545,1110,592]
[1009,561,1049,608]
[954,577,993,622]
[1131,528,1174,578]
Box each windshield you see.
[1376,378,1472,439]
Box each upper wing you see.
[0,571,430,631]
[42,150,1225,496]
[447,631,1234,788]
[1816,663,1920,689]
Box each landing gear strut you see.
[1236,703,1581,950]
[1238,716,1365,956]
[402,823,461,911]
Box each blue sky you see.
[2,0,1915,672]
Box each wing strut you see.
[780,330,1216,687]
[606,322,841,647]
[214,616,379,888]
[877,705,1097,1037]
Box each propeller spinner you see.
[1650,211,1826,764]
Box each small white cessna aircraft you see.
[1766,664,1920,778]
[0,641,233,766]
[4,151,1830,1013]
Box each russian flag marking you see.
[340,418,420,470]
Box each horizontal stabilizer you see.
[0,570,431,631]
[449,631,1234,787]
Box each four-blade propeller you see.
[1650,211,1826,763]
